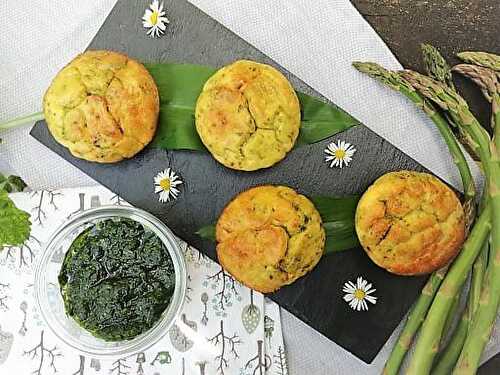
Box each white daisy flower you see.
[142,0,169,38]
[154,168,183,202]
[342,277,377,311]
[324,140,356,168]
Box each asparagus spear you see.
[382,267,448,375]
[440,290,461,346]
[0,112,44,130]
[352,62,475,205]
[352,62,475,374]
[455,148,500,374]
[421,44,459,132]
[421,43,455,89]
[421,44,490,164]
[402,70,492,179]
[453,58,500,375]
[457,51,500,72]
[453,63,500,141]
[404,204,491,375]
[467,242,489,323]
[432,241,488,375]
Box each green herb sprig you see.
[0,189,31,247]
[0,172,30,248]
[0,173,27,193]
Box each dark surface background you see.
[353,0,500,131]
[479,352,500,375]
[30,0,500,368]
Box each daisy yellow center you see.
[335,149,346,159]
[150,11,159,25]
[159,178,171,191]
[354,289,365,300]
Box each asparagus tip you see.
[352,61,393,75]
[352,61,364,69]
[352,61,377,72]
[421,43,437,53]
[452,63,498,101]
[457,51,500,71]
[421,44,454,88]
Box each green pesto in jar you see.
[58,218,175,341]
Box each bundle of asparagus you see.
[354,47,500,375]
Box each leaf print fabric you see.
[0,186,288,375]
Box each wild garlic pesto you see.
[58,218,175,341]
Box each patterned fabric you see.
[0,186,288,375]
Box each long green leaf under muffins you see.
[145,63,359,152]
[196,195,360,254]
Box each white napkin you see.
[0,186,288,375]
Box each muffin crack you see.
[239,91,286,157]
[375,222,393,247]
[235,93,259,157]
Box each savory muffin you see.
[355,171,465,275]
[195,60,301,171]
[216,185,325,293]
[43,50,159,163]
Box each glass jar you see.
[34,205,187,358]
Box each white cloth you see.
[0,1,497,374]
[1,186,287,375]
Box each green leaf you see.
[295,93,359,145]
[7,175,27,192]
[310,195,360,253]
[196,195,360,255]
[145,63,359,152]
[145,63,215,151]
[0,190,31,247]
[196,224,216,242]
[0,173,27,193]
[309,195,360,223]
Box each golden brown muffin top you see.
[216,185,325,293]
[43,50,159,163]
[355,171,465,275]
[195,60,300,171]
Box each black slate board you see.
[479,353,500,375]
[30,0,430,363]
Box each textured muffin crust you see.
[43,50,159,163]
[355,171,465,275]
[216,185,325,293]
[195,60,300,171]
